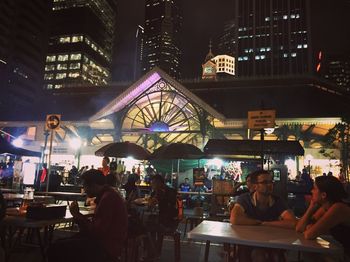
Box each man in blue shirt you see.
[230,170,296,262]
[179,178,192,207]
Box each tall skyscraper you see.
[234,0,312,77]
[217,20,236,57]
[319,53,350,93]
[0,0,50,111]
[44,0,117,90]
[134,25,144,80]
[142,0,182,79]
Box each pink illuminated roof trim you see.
[89,67,225,122]
[89,71,161,121]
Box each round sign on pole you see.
[46,114,61,130]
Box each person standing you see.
[48,169,128,262]
[99,157,110,177]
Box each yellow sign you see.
[46,114,61,130]
[248,110,276,130]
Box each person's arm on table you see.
[295,200,324,233]
[303,203,347,240]
[230,203,261,225]
[262,210,297,229]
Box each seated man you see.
[230,169,296,262]
[48,169,128,262]
[179,178,192,207]
[146,174,178,256]
[149,174,178,229]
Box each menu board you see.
[212,179,234,195]
[193,168,205,186]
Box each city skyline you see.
[113,0,350,81]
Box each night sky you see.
[112,0,350,82]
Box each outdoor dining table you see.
[187,220,344,262]
[3,193,54,205]
[35,191,86,204]
[1,206,94,262]
[0,188,20,193]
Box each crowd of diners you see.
[0,167,349,262]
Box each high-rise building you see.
[319,53,350,93]
[234,0,312,77]
[217,20,236,57]
[44,0,117,90]
[142,0,182,79]
[0,0,50,111]
[134,25,144,80]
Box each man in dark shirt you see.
[145,174,178,259]
[230,170,296,262]
[48,169,128,262]
[149,174,178,229]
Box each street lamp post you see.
[70,137,82,169]
[305,154,313,176]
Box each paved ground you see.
[4,222,301,262]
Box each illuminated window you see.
[46,84,53,89]
[56,73,66,79]
[58,55,69,61]
[44,73,54,80]
[69,72,80,78]
[59,36,70,43]
[70,63,81,69]
[57,64,67,70]
[45,65,55,71]
[70,53,81,60]
[72,36,83,43]
[46,55,56,62]
[55,84,62,89]
[291,53,297,57]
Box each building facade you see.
[234,0,312,77]
[0,0,50,112]
[217,20,236,57]
[44,0,117,90]
[319,53,350,93]
[142,0,182,79]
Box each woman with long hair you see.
[296,175,350,260]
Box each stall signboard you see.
[12,160,23,189]
[22,162,36,185]
[193,168,205,186]
[248,110,276,130]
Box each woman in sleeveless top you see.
[296,175,350,260]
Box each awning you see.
[0,136,41,157]
[204,139,304,156]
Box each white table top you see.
[2,207,94,228]
[187,220,343,255]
